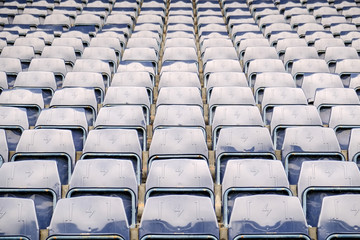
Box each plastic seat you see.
[148,128,208,168]
[269,31,299,46]
[0,128,7,166]
[28,58,67,87]
[0,160,61,229]
[242,46,278,73]
[230,23,261,40]
[139,195,219,240]
[67,159,138,227]
[82,47,118,74]
[159,71,200,91]
[131,31,161,46]
[258,14,287,30]
[81,129,143,183]
[13,71,56,105]
[321,15,347,29]
[314,38,345,57]
[275,38,307,60]
[298,161,360,227]
[318,195,360,240]
[253,72,295,104]
[48,196,129,239]
[335,59,360,87]
[41,46,77,68]
[283,6,309,18]
[11,129,75,184]
[0,57,22,87]
[329,105,360,149]
[1,46,35,67]
[43,13,71,30]
[61,30,91,46]
[122,48,158,74]
[349,73,360,99]
[164,37,196,50]
[14,37,45,55]
[339,31,360,44]
[222,159,292,226]
[90,37,123,60]
[35,108,88,151]
[73,59,112,88]
[0,31,19,44]
[270,105,323,149]
[162,47,198,66]
[127,37,160,56]
[0,89,44,126]
[206,72,248,101]
[156,87,203,110]
[146,159,214,203]
[62,72,105,104]
[200,38,235,55]
[202,47,238,65]
[52,37,84,57]
[94,106,146,150]
[50,88,97,126]
[103,87,150,124]
[313,6,339,19]
[314,88,359,124]
[228,195,310,240]
[212,106,264,150]
[262,87,307,124]
[282,127,344,185]
[208,87,255,123]
[118,62,156,84]
[153,104,204,132]
[203,59,242,86]
[237,38,269,59]
[301,73,344,102]
[290,14,317,29]
[215,127,276,183]
[342,6,360,18]
[247,59,286,86]
[283,47,319,71]
[347,128,360,169]
[0,198,39,240]
[330,23,357,37]
[264,23,293,39]
[291,59,330,86]
[74,13,102,34]
[112,72,153,102]
[324,46,359,72]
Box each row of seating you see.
[1,0,360,239]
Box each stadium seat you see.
[11,129,75,184]
[314,38,345,58]
[50,88,97,126]
[47,196,129,239]
[14,37,45,55]
[103,86,150,124]
[348,128,360,169]
[215,127,276,183]
[283,46,319,71]
[261,87,308,124]
[253,72,296,104]
[41,46,77,69]
[282,127,344,185]
[270,105,323,149]
[94,106,147,150]
[156,87,203,110]
[301,73,343,103]
[0,197,39,240]
[28,58,67,87]
[0,160,61,229]
[81,129,143,183]
[328,105,360,149]
[324,46,359,72]
[82,47,118,74]
[67,159,138,227]
[228,195,310,240]
[314,88,360,125]
[222,160,292,226]
[14,71,56,105]
[62,72,105,104]
[145,159,214,203]
[318,194,360,240]
[297,161,360,227]
[139,195,219,240]
[291,59,330,86]
[52,37,84,57]
[209,87,254,123]
[212,105,264,148]
[35,108,88,151]
[0,89,44,126]
[148,128,208,168]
